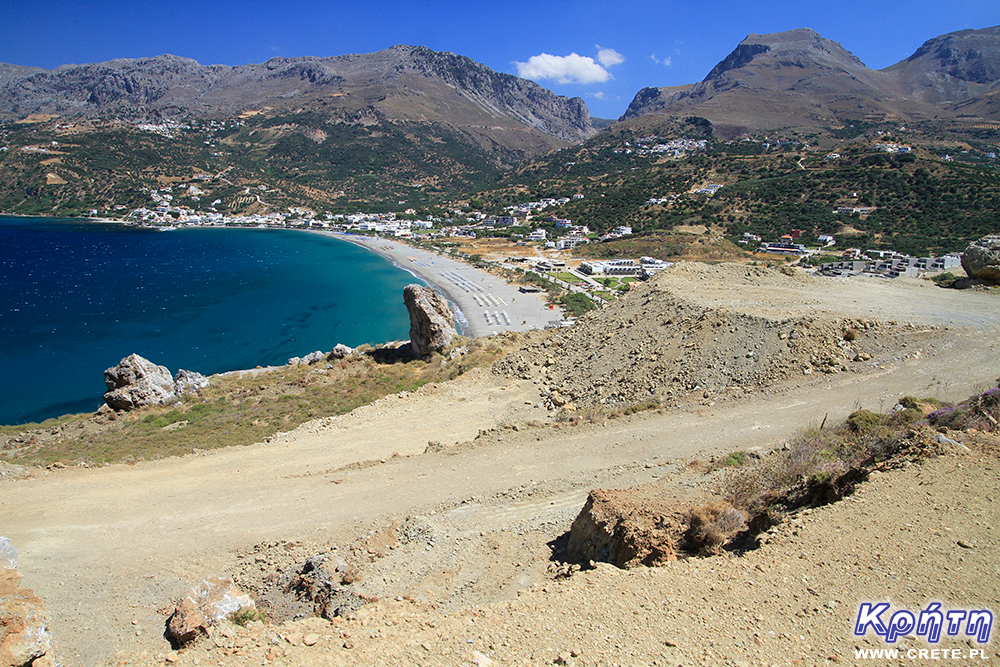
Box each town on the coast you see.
[122,182,967,290]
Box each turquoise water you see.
[0,217,422,425]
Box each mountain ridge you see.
[0,45,595,145]
[622,25,1000,131]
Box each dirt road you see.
[1,269,998,665]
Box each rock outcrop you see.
[1,539,51,667]
[166,578,255,646]
[328,344,354,359]
[403,285,456,356]
[287,351,326,366]
[174,369,209,396]
[565,487,747,568]
[566,488,687,568]
[103,355,211,410]
[961,235,1000,284]
[103,354,176,411]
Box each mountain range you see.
[0,26,999,223]
[0,45,595,160]
[622,26,1000,135]
[2,27,999,149]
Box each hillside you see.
[622,26,1000,132]
[0,47,594,144]
[0,46,596,214]
[2,262,998,665]
[466,111,1000,256]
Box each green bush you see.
[847,409,885,435]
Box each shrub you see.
[227,607,266,626]
[847,409,885,435]
[685,501,748,554]
[714,451,751,468]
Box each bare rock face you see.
[103,354,177,411]
[166,578,255,646]
[961,235,1000,284]
[403,285,455,356]
[1,545,51,667]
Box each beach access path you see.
[325,232,561,337]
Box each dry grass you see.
[0,338,513,466]
[684,501,748,555]
[711,384,1000,534]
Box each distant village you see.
[122,187,635,248]
[121,181,962,284]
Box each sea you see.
[0,217,423,425]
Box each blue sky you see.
[2,0,998,119]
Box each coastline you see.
[0,213,560,339]
[317,231,559,338]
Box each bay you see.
[0,217,422,425]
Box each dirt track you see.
[2,266,999,665]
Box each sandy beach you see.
[322,231,561,337]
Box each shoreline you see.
[314,231,560,338]
[0,214,561,339]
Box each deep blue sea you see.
[0,217,422,425]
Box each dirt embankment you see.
[494,263,987,412]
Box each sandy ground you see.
[2,269,999,666]
[324,233,559,337]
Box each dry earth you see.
[2,263,999,667]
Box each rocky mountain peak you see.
[884,26,1000,104]
[704,28,867,82]
[622,25,1000,129]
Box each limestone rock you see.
[300,351,325,365]
[166,577,254,646]
[0,564,51,667]
[103,354,176,411]
[403,284,455,356]
[962,235,1000,284]
[328,344,354,359]
[174,369,209,396]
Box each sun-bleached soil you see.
[2,264,999,666]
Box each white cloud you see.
[650,53,672,67]
[596,47,625,67]
[588,91,609,100]
[515,52,611,84]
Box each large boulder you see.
[403,284,456,356]
[566,488,685,568]
[166,577,255,646]
[103,354,176,411]
[962,235,1000,284]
